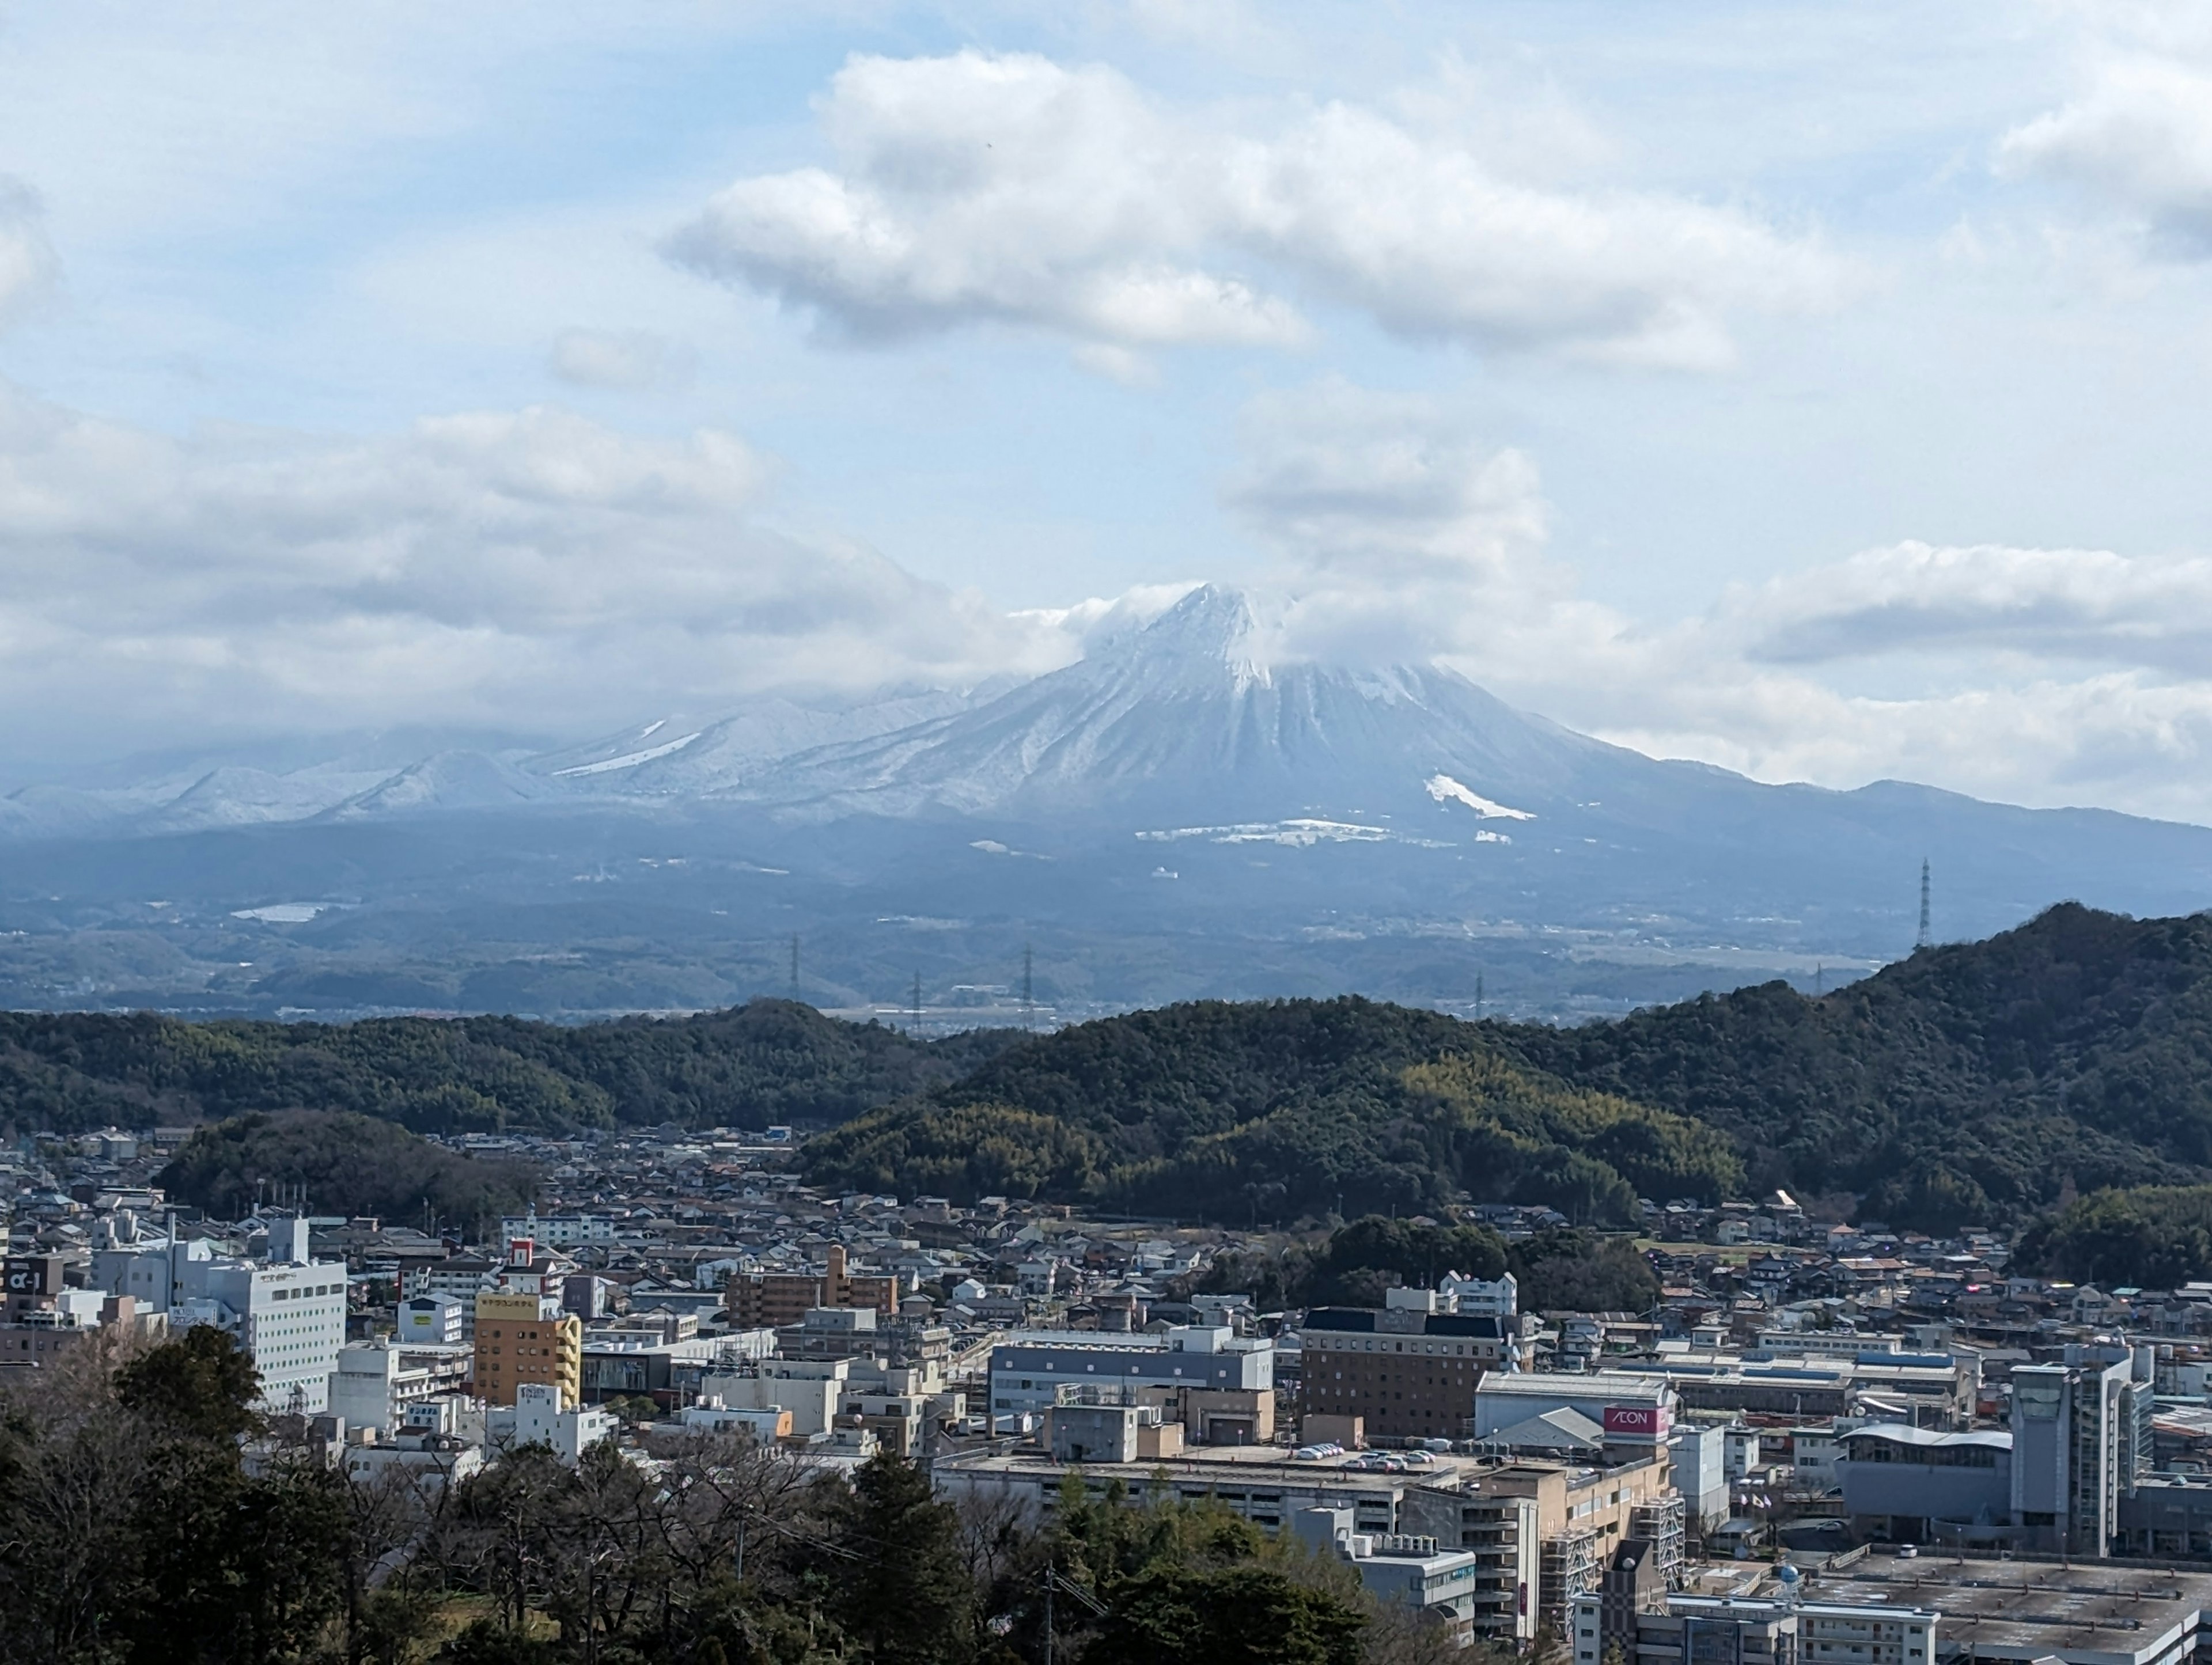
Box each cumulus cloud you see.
[667,50,1851,367]
[1225,378,2212,822]
[0,178,58,326]
[0,384,1071,757]
[1723,540,2212,675]
[1999,8,2212,252]
[548,328,695,390]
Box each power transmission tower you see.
[912,970,923,1034]
[1916,859,1932,950]
[790,935,800,1001]
[1022,943,1035,1030]
[1475,972,1484,1022]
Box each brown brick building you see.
[724,1245,899,1329]
[1299,1307,1513,1443]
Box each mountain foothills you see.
[11,903,2212,1275]
[7,587,2212,1022]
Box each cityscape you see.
[8,2,2212,1662]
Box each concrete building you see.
[1835,1425,2012,1545]
[328,1341,441,1436]
[1399,1453,1682,1632]
[1818,1556,2212,1665]
[499,1212,616,1247]
[1472,1371,1676,1460]
[397,1292,467,1345]
[1301,1299,1517,1443]
[488,1381,618,1465]
[475,1289,582,1409]
[2009,1344,2154,1557]
[1296,1507,1483,1644]
[1573,1591,1939,1665]
[101,1216,349,1413]
[723,1245,899,1329]
[986,1326,1275,1439]
[699,1359,847,1438]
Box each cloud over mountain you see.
[0,384,1071,763]
[667,50,1851,369]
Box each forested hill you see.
[808,904,2212,1231]
[0,1000,1017,1136]
[16,903,2212,1234]
[1501,902,2212,1228]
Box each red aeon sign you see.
[1603,1404,1667,1435]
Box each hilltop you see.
[13,904,2212,1234]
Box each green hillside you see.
[17,902,2212,1238]
[0,1000,1017,1136]
[1503,902,2212,1229]
[811,904,2212,1231]
[804,999,1742,1224]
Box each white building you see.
[397,1292,468,1345]
[1296,1507,1481,1643]
[1437,1270,1518,1319]
[95,1215,348,1414]
[501,1213,616,1248]
[488,1381,618,1466]
[327,1341,441,1436]
[986,1326,1274,1420]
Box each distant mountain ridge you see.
[3,585,2212,1019]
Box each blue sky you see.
[4,2,2212,819]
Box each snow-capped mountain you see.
[720,584,1603,822]
[6,581,2212,1021]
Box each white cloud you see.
[0,179,58,327]
[1999,6,2212,253]
[1226,378,2212,822]
[667,49,1853,367]
[0,383,1073,759]
[548,328,694,390]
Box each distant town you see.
[10,1118,2212,1660]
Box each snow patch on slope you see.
[1425,773,1535,820]
[554,731,702,777]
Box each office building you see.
[1302,1295,1517,1443]
[2009,1344,2154,1557]
[987,1326,1275,1441]
[97,1215,348,1413]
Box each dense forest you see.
[21,903,2212,1243]
[812,905,2212,1236]
[0,1329,1458,1665]
[1183,1216,1661,1316]
[154,1112,540,1230]
[0,1000,1016,1136]
[2014,1185,2212,1289]
[803,1003,1738,1226]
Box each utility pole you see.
[1917,859,1932,950]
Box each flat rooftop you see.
[1812,1557,2212,1664]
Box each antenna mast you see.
[1916,859,1932,950]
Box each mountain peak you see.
[1107,583,1270,682]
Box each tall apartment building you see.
[723,1245,899,1329]
[2009,1343,2155,1556]
[474,1241,584,1408]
